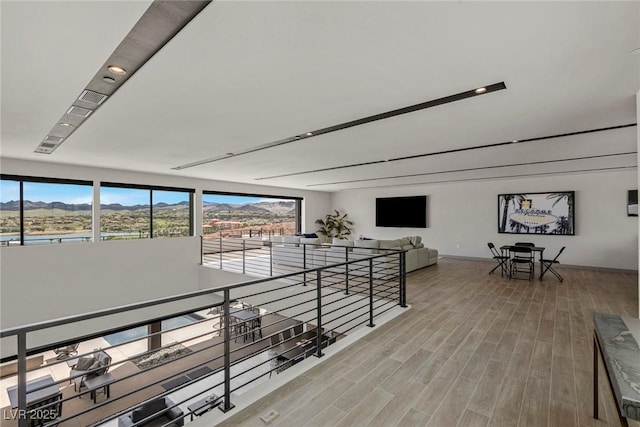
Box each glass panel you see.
[152,190,191,238]
[100,187,150,240]
[0,180,21,246]
[22,182,92,245]
[202,194,298,239]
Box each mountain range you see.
[0,200,295,214]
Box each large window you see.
[202,191,301,238]
[100,183,193,240]
[0,175,92,245]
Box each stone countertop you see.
[593,312,640,421]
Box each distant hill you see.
[1,199,293,214]
[0,200,191,211]
[203,200,295,214]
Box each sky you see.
[1,180,293,206]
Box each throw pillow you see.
[75,357,95,371]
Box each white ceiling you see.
[2,1,639,192]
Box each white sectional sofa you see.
[271,235,437,274]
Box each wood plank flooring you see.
[222,258,639,427]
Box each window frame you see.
[1,174,93,246]
[100,182,195,240]
[202,190,302,236]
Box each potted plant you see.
[315,210,353,242]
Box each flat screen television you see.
[376,195,427,228]
[498,191,575,235]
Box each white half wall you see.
[332,169,638,270]
[0,158,331,328]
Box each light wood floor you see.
[222,257,639,427]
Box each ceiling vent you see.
[43,136,64,144]
[40,142,58,148]
[78,90,108,105]
[67,106,93,118]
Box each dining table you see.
[229,307,260,342]
[500,245,546,279]
[272,330,326,362]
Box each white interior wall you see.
[332,169,638,271]
[0,158,331,328]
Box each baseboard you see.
[439,255,638,274]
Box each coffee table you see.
[187,394,221,420]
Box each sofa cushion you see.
[283,236,300,247]
[300,237,321,246]
[75,357,94,371]
[401,244,414,251]
[132,399,167,422]
[331,239,354,251]
[353,239,379,255]
[403,235,422,246]
[378,239,401,250]
[414,242,425,249]
[397,238,411,247]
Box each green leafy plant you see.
[315,210,354,241]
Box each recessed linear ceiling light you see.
[33,1,212,155]
[256,123,637,181]
[631,48,640,55]
[59,123,73,128]
[173,81,507,170]
[474,87,487,94]
[107,65,127,75]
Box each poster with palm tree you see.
[498,191,575,235]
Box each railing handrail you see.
[0,244,403,339]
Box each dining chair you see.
[281,328,292,341]
[540,246,565,282]
[54,342,79,360]
[487,243,509,277]
[293,323,303,337]
[250,307,262,340]
[509,246,534,280]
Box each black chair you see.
[540,246,565,282]
[281,328,292,341]
[509,246,534,280]
[293,323,303,336]
[487,243,509,277]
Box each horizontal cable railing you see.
[0,244,406,427]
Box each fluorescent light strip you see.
[306,152,637,187]
[256,123,637,181]
[172,82,507,170]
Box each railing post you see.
[368,258,375,328]
[269,242,273,276]
[315,270,324,358]
[303,244,307,286]
[219,289,235,413]
[242,239,246,274]
[400,251,408,308]
[219,231,223,269]
[17,331,27,427]
[344,246,349,295]
[200,235,203,265]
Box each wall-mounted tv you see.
[376,195,427,228]
[628,190,637,217]
[498,191,574,235]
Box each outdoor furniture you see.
[53,342,79,360]
[230,307,260,342]
[6,374,62,427]
[187,394,221,421]
[539,246,565,282]
[84,372,115,403]
[118,396,184,427]
[69,349,111,393]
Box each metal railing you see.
[0,245,406,427]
